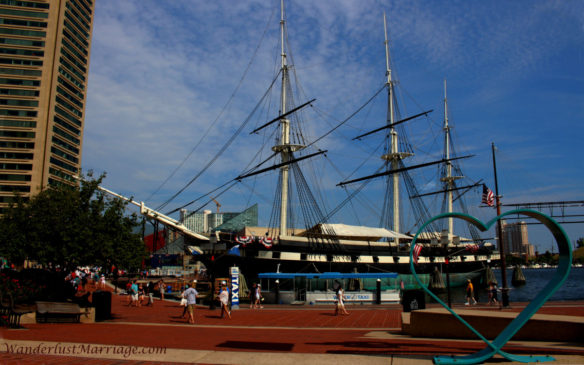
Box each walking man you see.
[183,283,199,324]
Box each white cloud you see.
[82,0,584,239]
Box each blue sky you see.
[82,0,584,253]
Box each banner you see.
[230,266,240,309]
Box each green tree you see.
[577,237,584,248]
[0,172,145,271]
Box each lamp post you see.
[492,142,510,307]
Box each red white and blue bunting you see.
[235,235,254,246]
[260,236,273,249]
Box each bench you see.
[36,301,84,323]
[0,292,35,328]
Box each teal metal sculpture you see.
[409,209,572,364]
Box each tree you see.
[0,172,145,271]
[577,237,584,248]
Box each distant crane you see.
[212,198,221,213]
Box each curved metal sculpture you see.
[409,209,572,364]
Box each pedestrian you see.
[488,282,499,306]
[183,284,199,324]
[218,282,231,319]
[335,285,349,315]
[138,283,145,306]
[465,279,477,306]
[158,279,165,301]
[99,274,106,290]
[254,284,263,309]
[249,283,256,309]
[130,279,139,307]
[146,281,155,306]
[180,285,189,318]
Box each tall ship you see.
[105,1,499,292]
[193,3,498,286]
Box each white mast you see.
[272,0,304,237]
[440,79,462,239]
[380,13,411,242]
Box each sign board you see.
[230,266,239,309]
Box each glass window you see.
[0,47,44,57]
[0,18,47,28]
[0,99,39,107]
[52,126,80,145]
[0,8,48,19]
[0,184,30,193]
[0,58,43,66]
[0,88,39,97]
[55,95,82,117]
[0,78,40,86]
[57,76,84,98]
[0,120,36,128]
[51,146,78,163]
[61,49,86,73]
[59,57,85,81]
[0,130,35,138]
[0,38,44,47]
[63,11,89,38]
[52,136,79,154]
[49,167,74,182]
[55,105,81,127]
[0,109,37,117]
[50,157,77,173]
[0,68,42,76]
[0,163,32,170]
[54,115,80,136]
[57,86,83,107]
[0,141,34,149]
[0,151,33,159]
[0,1,49,9]
[62,38,87,64]
[0,173,31,182]
[0,27,45,37]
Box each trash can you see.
[402,289,425,312]
[92,290,112,321]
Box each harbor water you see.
[429,267,584,304]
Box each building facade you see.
[180,204,258,234]
[0,0,95,213]
[501,220,535,257]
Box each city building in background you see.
[180,204,258,234]
[0,0,95,213]
[501,220,536,257]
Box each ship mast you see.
[380,13,412,241]
[272,0,304,237]
[441,80,463,240]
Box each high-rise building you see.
[0,0,95,213]
[501,220,535,257]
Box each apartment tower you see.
[0,0,95,213]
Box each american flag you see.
[413,244,423,265]
[482,184,494,207]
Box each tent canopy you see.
[300,223,411,241]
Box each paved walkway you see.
[1,293,583,364]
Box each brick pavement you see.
[0,293,583,364]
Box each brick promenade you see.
[1,292,583,364]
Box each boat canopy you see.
[258,272,398,279]
[300,223,411,241]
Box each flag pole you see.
[492,142,510,308]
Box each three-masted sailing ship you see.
[179,2,501,289]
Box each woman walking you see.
[335,285,349,315]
